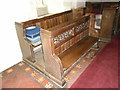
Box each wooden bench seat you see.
[15,9,99,85]
[59,36,98,69]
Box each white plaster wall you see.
[44,0,65,13]
[0,0,40,72]
[44,0,86,14]
[86,0,119,2]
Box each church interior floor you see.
[0,36,118,88]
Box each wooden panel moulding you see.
[36,22,41,27]
[100,8,116,41]
[55,46,61,55]
[53,17,57,26]
[59,16,63,24]
[65,40,70,50]
[70,38,75,47]
[22,10,73,29]
[60,44,65,53]
[50,19,54,28]
[59,36,98,69]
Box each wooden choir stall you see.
[15,6,118,86]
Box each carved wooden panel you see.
[60,44,65,53]
[55,46,61,55]
[22,10,73,29]
[70,38,75,47]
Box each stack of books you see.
[26,26,41,46]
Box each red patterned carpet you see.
[71,34,119,88]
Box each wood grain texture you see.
[100,8,116,41]
[89,14,99,38]
[22,10,73,29]
[15,9,99,86]
[59,36,98,69]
